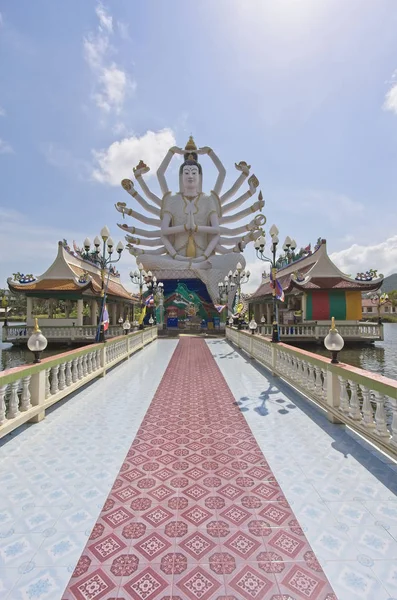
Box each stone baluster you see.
[96,349,101,370]
[87,352,93,374]
[321,369,327,402]
[58,363,66,391]
[338,376,350,414]
[65,361,72,386]
[78,356,83,379]
[82,355,88,377]
[7,381,20,418]
[314,367,323,397]
[72,358,79,383]
[0,384,7,425]
[348,380,361,420]
[389,398,397,449]
[361,386,375,428]
[308,364,315,393]
[45,368,51,399]
[50,365,59,395]
[294,357,301,384]
[373,391,390,438]
[20,376,32,411]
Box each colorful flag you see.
[214,304,226,313]
[145,294,154,306]
[102,305,109,331]
[138,305,146,324]
[270,271,285,302]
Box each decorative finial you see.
[331,316,336,331]
[185,136,197,151]
[33,318,41,333]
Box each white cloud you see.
[96,3,113,33]
[91,128,176,185]
[330,235,397,278]
[0,105,5,117]
[94,63,135,114]
[384,81,397,114]
[83,3,134,115]
[0,138,14,154]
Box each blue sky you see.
[1,0,397,293]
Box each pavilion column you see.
[90,299,97,326]
[111,303,117,325]
[65,300,70,318]
[26,297,33,326]
[266,303,271,324]
[302,294,307,321]
[77,299,84,326]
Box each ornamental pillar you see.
[111,303,117,325]
[90,299,97,325]
[302,294,307,322]
[26,297,33,326]
[77,299,84,326]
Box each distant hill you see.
[381,273,397,292]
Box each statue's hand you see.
[170,146,184,155]
[121,179,134,192]
[133,161,150,177]
[197,146,212,155]
[235,161,251,175]
[251,197,265,213]
[248,174,259,194]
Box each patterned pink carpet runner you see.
[63,338,336,600]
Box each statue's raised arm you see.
[132,161,161,207]
[196,146,226,197]
[156,145,184,196]
[220,161,251,204]
[121,179,160,217]
[222,175,259,215]
[115,201,160,227]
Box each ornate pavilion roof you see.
[8,240,138,303]
[251,239,383,301]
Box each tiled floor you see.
[61,337,336,599]
[0,338,396,599]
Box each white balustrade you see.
[226,326,397,459]
[0,329,157,439]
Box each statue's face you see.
[182,165,199,193]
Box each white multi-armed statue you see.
[115,136,265,302]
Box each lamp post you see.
[130,267,164,327]
[27,318,48,363]
[83,227,124,342]
[218,263,250,325]
[324,317,344,363]
[255,225,294,343]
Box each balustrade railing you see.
[0,327,158,439]
[258,322,382,340]
[226,327,397,459]
[2,324,125,342]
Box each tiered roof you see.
[251,239,383,301]
[8,241,138,303]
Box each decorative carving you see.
[355,269,378,281]
[12,272,36,284]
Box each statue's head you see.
[180,157,202,195]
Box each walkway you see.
[0,339,396,600]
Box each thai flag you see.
[270,271,285,302]
[102,305,109,331]
[214,304,226,313]
[145,294,154,306]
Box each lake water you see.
[1,322,397,381]
[0,322,72,371]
